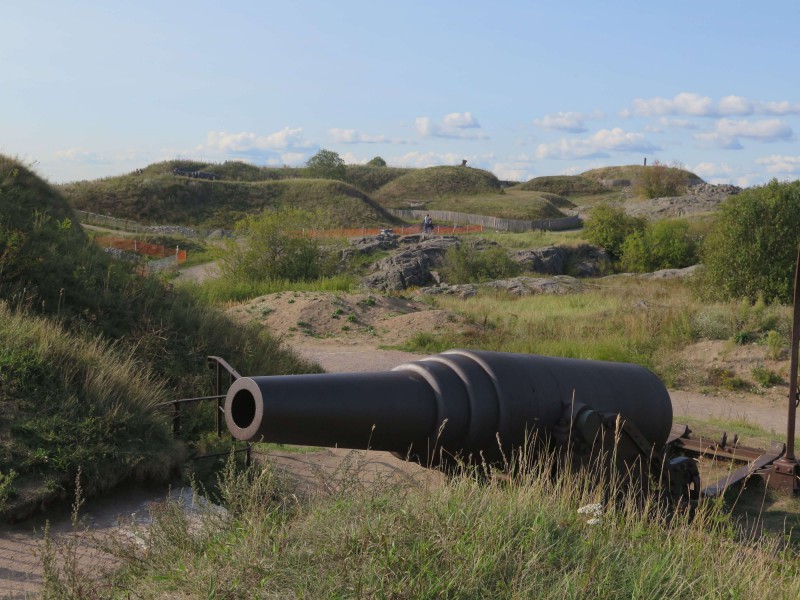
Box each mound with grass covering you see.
[374,166,501,205]
[59,173,396,228]
[0,155,317,518]
[517,175,610,196]
[581,164,703,187]
[343,165,411,193]
[138,159,299,181]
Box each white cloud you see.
[625,93,800,118]
[392,151,491,169]
[55,147,104,162]
[201,128,313,153]
[492,155,534,182]
[692,162,734,178]
[535,128,659,160]
[755,155,800,174]
[533,110,604,133]
[658,117,698,130]
[415,113,488,139]
[328,128,393,144]
[629,93,716,117]
[442,112,480,128]
[695,118,794,149]
[760,101,800,115]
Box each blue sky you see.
[3,0,800,185]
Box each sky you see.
[3,0,800,186]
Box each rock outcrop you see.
[361,236,460,291]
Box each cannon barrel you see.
[224,349,672,464]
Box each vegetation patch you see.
[516,175,610,196]
[374,166,501,205]
[59,171,395,228]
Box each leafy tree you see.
[620,219,698,272]
[635,160,688,199]
[306,149,346,181]
[700,180,800,303]
[221,208,335,282]
[583,204,647,260]
[367,156,387,167]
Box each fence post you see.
[173,402,181,438]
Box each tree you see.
[306,149,346,181]
[221,208,334,282]
[699,180,800,303]
[583,204,647,260]
[367,156,387,167]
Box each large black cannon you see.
[224,349,675,472]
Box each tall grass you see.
[0,303,179,516]
[91,452,800,598]
[184,274,357,304]
[406,278,792,383]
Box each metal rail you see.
[159,356,250,465]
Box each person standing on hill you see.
[423,214,432,233]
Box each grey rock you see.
[510,246,569,275]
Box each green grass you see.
[416,188,575,221]
[374,165,501,204]
[60,174,397,229]
[516,175,611,196]
[0,304,179,518]
[403,278,793,385]
[581,164,703,186]
[183,274,357,304]
[0,155,322,519]
[344,164,411,192]
[52,452,800,598]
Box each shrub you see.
[751,366,782,387]
[634,160,687,199]
[367,156,386,167]
[583,204,647,260]
[699,179,800,303]
[221,208,337,283]
[441,244,520,284]
[620,219,698,273]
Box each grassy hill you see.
[419,189,574,220]
[581,164,704,186]
[517,175,610,196]
[374,166,502,206]
[343,164,411,193]
[59,173,397,228]
[0,155,316,519]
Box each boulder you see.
[361,236,460,291]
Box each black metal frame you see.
[157,356,251,466]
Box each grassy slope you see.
[517,175,611,196]
[374,165,502,205]
[581,164,703,185]
[416,189,574,220]
[86,457,800,598]
[344,164,411,193]
[0,155,317,518]
[59,175,397,228]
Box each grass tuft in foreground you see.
[74,450,800,599]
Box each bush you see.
[221,208,337,283]
[699,179,800,303]
[634,160,687,199]
[441,244,520,283]
[583,204,647,260]
[620,219,698,272]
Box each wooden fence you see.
[387,209,582,233]
[298,224,484,237]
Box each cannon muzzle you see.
[224,349,672,466]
